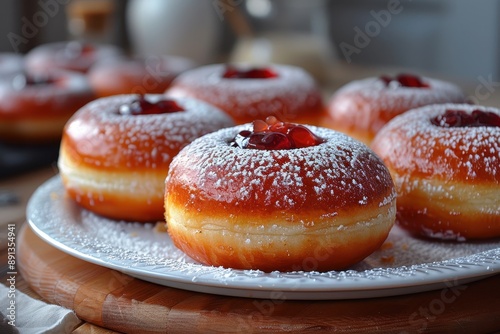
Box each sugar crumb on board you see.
[380,241,393,250]
[154,221,168,233]
[378,241,411,265]
[380,255,395,264]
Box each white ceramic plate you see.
[27,176,500,300]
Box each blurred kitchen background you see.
[0,0,499,84]
[1,0,499,178]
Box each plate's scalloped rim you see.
[26,176,500,300]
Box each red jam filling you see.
[380,74,429,88]
[12,73,54,90]
[222,66,278,79]
[119,95,184,115]
[431,109,500,128]
[230,116,324,150]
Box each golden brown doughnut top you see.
[328,75,466,130]
[167,63,324,123]
[25,41,123,73]
[61,94,234,170]
[87,54,196,92]
[0,69,94,119]
[166,125,395,217]
[371,103,500,182]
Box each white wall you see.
[329,0,499,81]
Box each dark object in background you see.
[0,142,58,179]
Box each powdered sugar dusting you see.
[26,176,500,300]
[25,41,123,72]
[168,125,395,211]
[330,76,465,119]
[372,103,500,181]
[166,64,322,121]
[0,69,95,115]
[63,94,234,168]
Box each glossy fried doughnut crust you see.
[58,94,234,222]
[0,69,95,143]
[25,41,122,73]
[371,103,500,240]
[165,121,396,272]
[166,64,326,126]
[326,74,466,144]
[88,55,196,97]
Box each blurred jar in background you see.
[126,0,222,64]
[66,0,117,44]
[230,0,336,83]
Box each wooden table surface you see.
[15,221,500,333]
[0,66,500,333]
[3,162,500,333]
[0,167,114,333]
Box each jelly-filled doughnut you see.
[165,117,396,272]
[0,69,95,143]
[58,94,234,222]
[326,74,466,144]
[88,55,196,97]
[25,41,122,73]
[166,63,325,125]
[371,104,500,240]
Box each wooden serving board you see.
[18,225,500,333]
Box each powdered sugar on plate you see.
[26,176,500,300]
